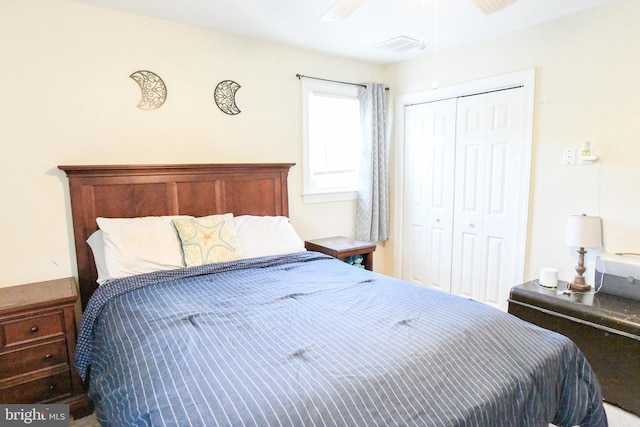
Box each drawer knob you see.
[48,384,56,391]
[30,326,39,333]
[44,353,53,360]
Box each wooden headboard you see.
[58,163,295,309]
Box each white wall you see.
[0,0,385,287]
[3,0,638,290]
[384,0,640,284]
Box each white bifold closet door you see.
[402,87,525,310]
[403,98,457,295]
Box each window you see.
[302,79,362,203]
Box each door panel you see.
[429,227,449,289]
[452,88,525,308]
[482,88,525,307]
[452,94,486,298]
[487,143,508,215]
[461,144,482,213]
[408,224,424,283]
[403,104,429,286]
[431,146,446,209]
[484,236,504,307]
[403,99,457,292]
[458,232,477,298]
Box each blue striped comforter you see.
[76,252,607,426]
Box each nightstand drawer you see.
[0,370,72,403]
[1,311,64,349]
[0,339,68,379]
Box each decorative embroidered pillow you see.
[172,214,243,267]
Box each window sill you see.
[303,191,358,204]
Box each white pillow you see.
[234,215,306,259]
[96,216,190,280]
[86,230,110,285]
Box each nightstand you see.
[508,280,640,415]
[305,236,376,271]
[0,277,93,418]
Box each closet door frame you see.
[394,69,535,310]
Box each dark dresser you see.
[0,278,92,418]
[508,279,640,416]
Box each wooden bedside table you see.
[0,277,92,418]
[305,236,376,271]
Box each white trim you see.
[303,190,358,204]
[393,68,536,292]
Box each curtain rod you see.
[296,74,389,91]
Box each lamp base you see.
[569,281,591,292]
[570,248,590,292]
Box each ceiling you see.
[72,0,617,64]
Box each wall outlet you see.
[562,148,576,166]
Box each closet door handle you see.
[469,223,475,228]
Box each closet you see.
[402,86,528,310]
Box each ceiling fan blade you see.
[321,0,365,22]
[470,0,518,15]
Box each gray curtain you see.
[355,83,389,242]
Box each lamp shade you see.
[566,214,602,248]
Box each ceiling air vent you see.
[321,0,365,21]
[376,36,424,53]
[470,0,518,15]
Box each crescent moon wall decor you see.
[129,70,167,110]
[214,80,241,115]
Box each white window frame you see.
[302,78,361,204]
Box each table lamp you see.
[566,214,602,292]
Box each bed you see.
[59,163,607,427]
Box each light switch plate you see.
[562,148,576,166]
